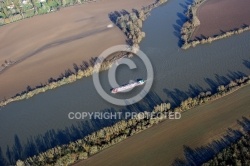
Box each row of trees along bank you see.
[202,133,250,166]
[0,53,132,107]
[180,0,250,49]
[0,0,168,107]
[16,76,250,166]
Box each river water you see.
[0,0,249,164]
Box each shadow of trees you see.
[3,116,119,165]
[108,9,130,25]
[2,68,248,165]
[172,117,250,166]
[12,56,101,98]
[163,71,247,106]
[0,147,7,166]
[108,9,136,45]
[173,0,193,47]
[0,90,163,165]
[243,59,250,69]
[1,62,249,165]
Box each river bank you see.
[76,86,250,166]
[16,76,250,165]
[1,0,250,165]
[0,0,168,107]
[0,0,155,100]
[181,0,250,49]
[193,0,250,39]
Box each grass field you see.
[74,85,250,166]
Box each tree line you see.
[182,25,250,49]
[180,0,250,49]
[202,133,250,166]
[16,76,250,166]
[0,52,130,107]
[0,0,168,108]
[180,0,206,49]
[114,0,167,47]
[0,0,94,25]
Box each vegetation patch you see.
[180,0,250,49]
[15,76,250,166]
[0,0,168,108]
[112,0,167,47]
[0,52,131,107]
[0,0,96,26]
[202,133,250,166]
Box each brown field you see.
[191,0,250,39]
[0,0,154,100]
[74,85,250,166]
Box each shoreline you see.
[16,76,250,165]
[76,87,250,166]
[0,0,156,101]
[3,1,249,165]
[0,0,167,108]
[180,0,250,49]
[0,52,131,107]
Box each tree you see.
[47,0,59,11]
[138,10,145,21]
[0,2,11,23]
[137,19,142,28]
[13,0,24,18]
[30,0,38,14]
[16,160,25,166]
[217,85,225,92]
[192,16,200,26]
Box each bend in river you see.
[0,0,249,165]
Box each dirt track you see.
[192,0,250,39]
[75,85,250,166]
[0,0,154,100]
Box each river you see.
[0,0,249,164]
